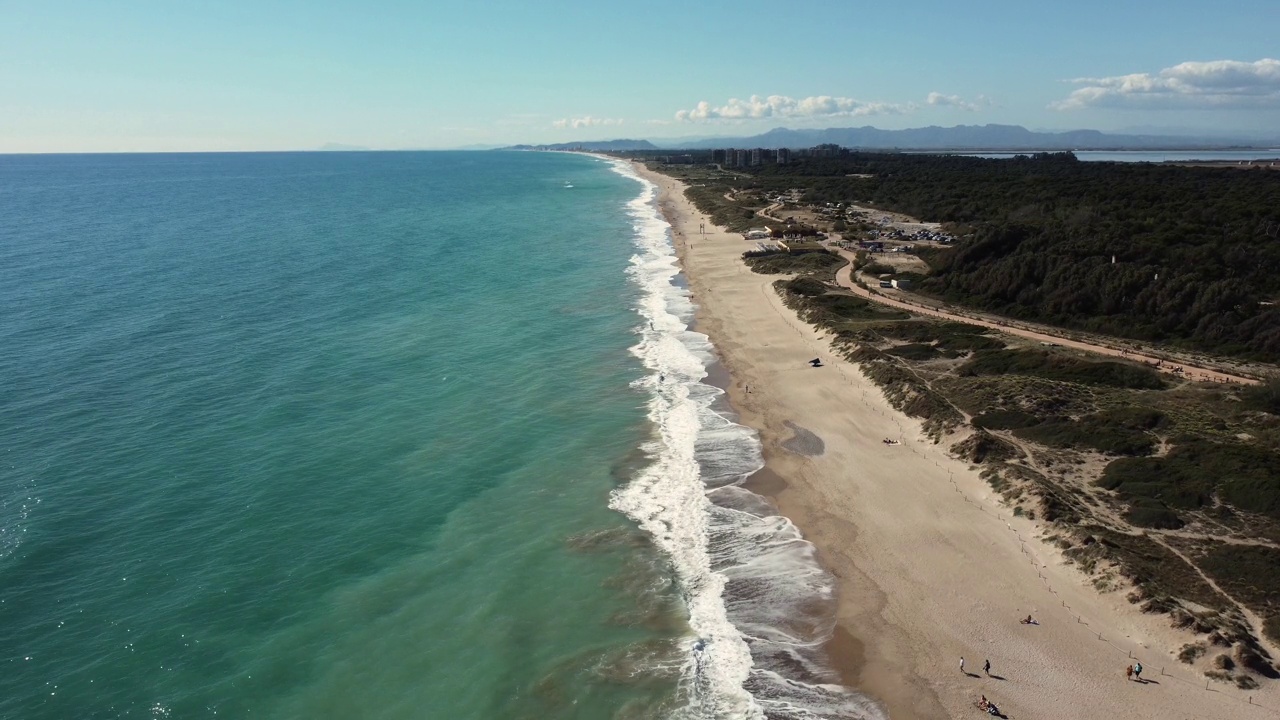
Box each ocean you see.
[0,151,877,719]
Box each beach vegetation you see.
[957,349,1166,389]
[1122,498,1186,529]
[972,409,1042,430]
[849,346,964,437]
[1064,526,1229,610]
[952,430,1023,463]
[782,277,829,297]
[1014,417,1157,456]
[743,249,844,277]
[1098,439,1280,520]
[657,152,1280,360]
[1241,377,1280,415]
[810,293,906,322]
[1266,616,1280,648]
[1179,643,1208,663]
[1199,546,1280,646]
[884,343,942,361]
[736,152,1280,360]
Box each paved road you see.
[831,249,1259,386]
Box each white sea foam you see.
[607,160,886,720]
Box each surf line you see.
[606,159,885,720]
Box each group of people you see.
[963,616,1043,714]
[966,619,1147,714]
[882,437,899,445]
[960,656,993,676]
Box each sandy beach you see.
[634,163,1280,720]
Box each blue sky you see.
[2,0,1279,151]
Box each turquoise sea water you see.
[1,151,880,719]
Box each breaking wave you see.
[607,160,886,720]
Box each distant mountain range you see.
[503,139,658,152]
[504,124,1279,152]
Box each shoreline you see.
[633,162,1280,719]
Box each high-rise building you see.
[750,148,762,166]
[712,149,726,164]
[735,149,750,167]
[777,148,791,164]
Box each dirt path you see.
[1147,536,1280,661]
[831,252,1259,386]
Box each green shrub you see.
[972,410,1043,430]
[1123,499,1185,529]
[1099,440,1280,519]
[1016,419,1155,456]
[809,293,904,320]
[1092,406,1170,430]
[783,277,828,297]
[958,349,1166,389]
[939,334,1006,353]
[886,343,940,361]
[1200,545,1280,611]
[744,249,843,276]
[1265,616,1280,647]
[875,321,986,342]
[952,431,1023,463]
[1098,457,1215,509]
[1242,378,1280,415]
[868,322,1005,354]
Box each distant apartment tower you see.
[711,149,726,164]
[813,143,843,158]
[735,149,750,167]
[723,148,737,167]
[776,147,791,164]
[750,148,763,166]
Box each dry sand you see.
[634,164,1280,720]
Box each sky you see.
[2,0,1279,152]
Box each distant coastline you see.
[503,122,1280,154]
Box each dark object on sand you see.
[809,358,823,367]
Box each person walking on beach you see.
[1133,662,1143,682]
[959,656,965,674]
[1125,664,1134,681]
[983,659,991,676]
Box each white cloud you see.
[552,116,624,129]
[674,94,911,123]
[1051,58,1280,110]
[926,92,991,111]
